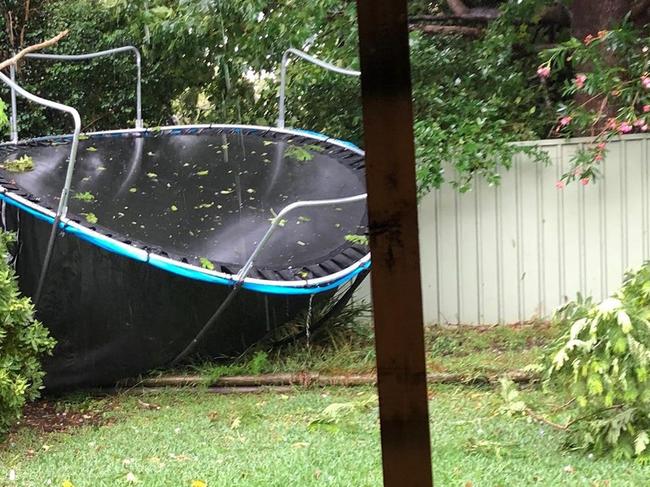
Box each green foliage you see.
[3,0,560,194]
[82,212,98,224]
[284,145,315,162]
[0,99,7,129]
[412,2,554,193]
[199,257,215,271]
[545,263,650,459]
[0,232,55,436]
[1,155,34,172]
[72,191,95,202]
[539,23,650,185]
[343,234,368,246]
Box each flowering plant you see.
[538,24,650,186]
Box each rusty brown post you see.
[355,1,433,486]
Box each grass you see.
[2,385,650,486]
[190,319,559,381]
[3,321,648,485]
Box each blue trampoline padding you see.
[292,129,362,152]
[0,192,369,295]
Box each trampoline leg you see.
[171,284,242,366]
[34,214,62,306]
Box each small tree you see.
[545,263,650,459]
[0,232,55,435]
[0,88,55,436]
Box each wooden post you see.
[355,1,433,486]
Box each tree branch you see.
[631,0,650,20]
[0,29,69,71]
[446,0,469,16]
[537,3,571,27]
[410,24,484,38]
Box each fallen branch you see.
[125,370,536,389]
[0,29,69,71]
[410,24,484,38]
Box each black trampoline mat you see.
[0,127,367,275]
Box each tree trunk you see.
[570,0,632,39]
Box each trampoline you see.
[0,47,369,390]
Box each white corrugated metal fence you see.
[356,134,650,325]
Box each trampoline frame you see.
[8,46,143,142]
[0,48,369,296]
[277,48,360,129]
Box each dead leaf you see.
[137,399,161,411]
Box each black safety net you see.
[0,126,369,390]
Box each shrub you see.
[0,232,55,436]
[545,263,650,460]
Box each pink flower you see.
[597,142,607,150]
[643,105,650,113]
[584,34,595,45]
[634,119,645,127]
[537,65,551,79]
[643,124,649,132]
[619,122,633,134]
[559,116,572,126]
[642,76,650,89]
[574,73,587,89]
[580,178,590,186]
[574,167,583,177]
[555,180,566,189]
[605,118,618,130]
[594,154,603,161]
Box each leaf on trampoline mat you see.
[220,189,233,195]
[199,257,215,270]
[2,155,34,172]
[284,145,314,162]
[196,170,209,176]
[195,202,214,209]
[147,172,158,178]
[129,187,137,193]
[86,146,98,152]
[263,141,274,146]
[303,144,323,153]
[170,205,178,212]
[73,191,95,202]
[83,212,98,224]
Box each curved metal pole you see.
[235,193,368,283]
[172,192,368,365]
[22,46,142,130]
[0,71,81,303]
[277,48,360,129]
[9,64,18,143]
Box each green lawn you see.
[2,385,650,486]
[2,323,649,486]
[191,321,559,380]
